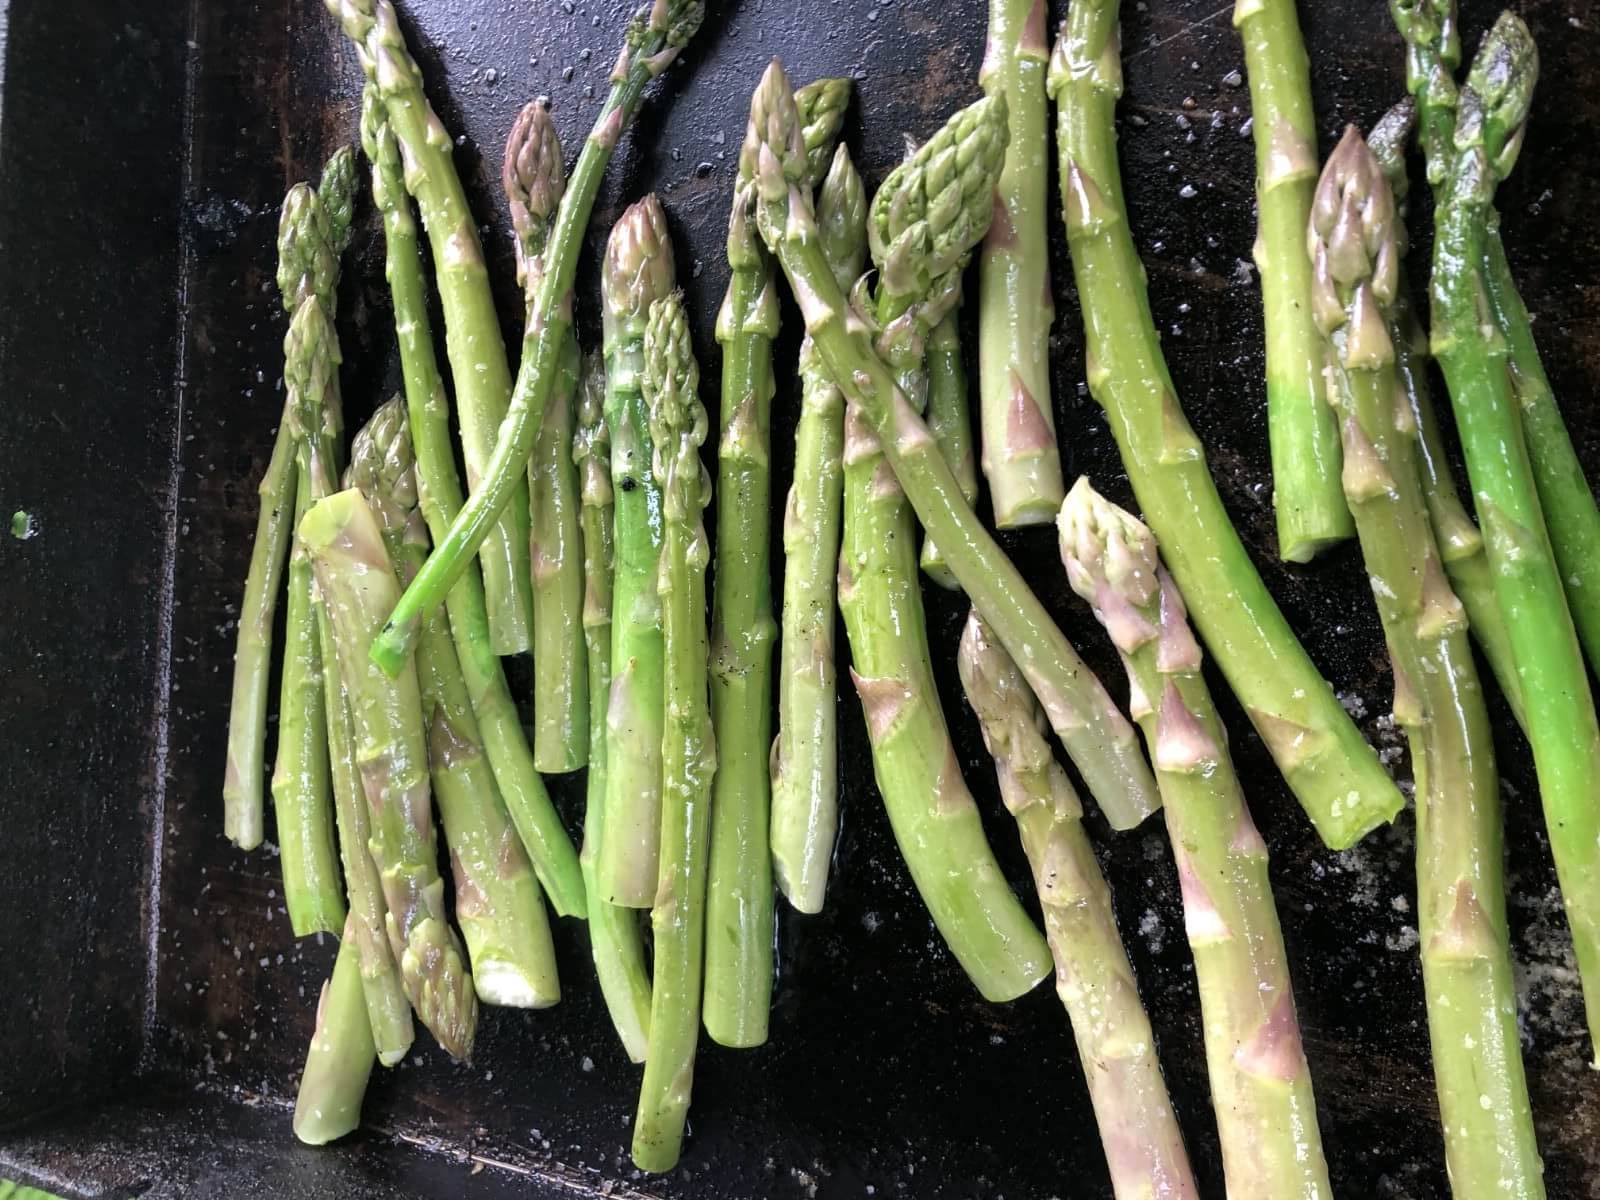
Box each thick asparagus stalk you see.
[632,294,716,1173]
[351,399,560,1009]
[977,0,1064,528]
[292,919,375,1146]
[361,86,586,920]
[301,488,477,1061]
[1048,4,1402,849]
[367,0,705,675]
[574,352,652,1062]
[1310,128,1542,1194]
[746,60,1158,829]
[326,0,531,654]
[597,195,677,909]
[1427,19,1600,1060]
[919,311,977,588]
[505,101,588,773]
[1061,480,1332,1197]
[770,144,866,914]
[958,610,1198,1200]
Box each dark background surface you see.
[2,0,1598,1196]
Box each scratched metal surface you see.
[2,0,1598,1196]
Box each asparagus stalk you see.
[597,195,678,909]
[574,351,652,1062]
[325,0,531,654]
[957,610,1198,1200]
[367,0,706,675]
[1427,18,1600,1060]
[770,144,867,914]
[977,0,1065,528]
[351,399,560,1009]
[749,61,1156,829]
[1061,480,1332,1197]
[505,101,588,773]
[361,86,587,920]
[1048,3,1402,849]
[302,487,477,1061]
[1310,128,1543,1194]
[918,311,977,588]
[632,294,716,1173]
[292,919,375,1146]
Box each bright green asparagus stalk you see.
[1235,0,1352,561]
[746,58,1158,831]
[505,101,588,773]
[770,144,866,914]
[1428,19,1600,1060]
[919,312,977,588]
[1049,4,1402,848]
[1310,128,1543,1194]
[597,195,677,909]
[632,294,716,1174]
[366,0,705,675]
[351,399,560,1009]
[977,0,1064,528]
[292,919,375,1146]
[361,86,587,920]
[301,488,477,1061]
[1060,479,1331,1197]
[957,610,1198,1200]
[574,352,652,1062]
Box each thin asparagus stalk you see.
[352,399,560,1009]
[770,144,866,914]
[505,101,588,773]
[1061,480,1332,1198]
[747,60,1157,828]
[1310,128,1542,1194]
[1427,17,1600,1061]
[366,0,706,675]
[632,294,716,1174]
[919,310,977,588]
[1048,4,1402,849]
[575,351,652,1062]
[292,919,375,1146]
[361,86,587,920]
[302,487,477,1061]
[958,610,1198,1200]
[597,195,678,909]
[977,0,1065,528]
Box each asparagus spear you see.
[1427,18,1600,1060]
[574,351,652,1062]
[770,144,867,914]
[361,86,586,920]
[597,195,677,909]
[958,610,1198,1200]
[1310,128,1543,1194]
[292,919,375,1146]
[745,59,1158,831]
[367,0,706,676]
[302,487,477,1061]
[977,0,1065,528]
[1048,3,1403,849]
[325,0,531,655]
[1061,480,1332,1198]
[632,294,716,1174]
[505,101,588,773]
[918,312,977,588]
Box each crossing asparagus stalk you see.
[292,919,375,1146]
[1061,479,1332,1198]
[1049,3,1402,848]
[301,487,477,1061]
[597,195,678,909]
[361,87,587,920]
[770,144,866,914]
[977,0,1064,528]
[747,59,1158,830]
[958,610,1198,1200]
[632,294,716,1173]
[1310,128,1543,1193]
[574,352,652,1061]
[366,0,705,675]
[919,311,977,587]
